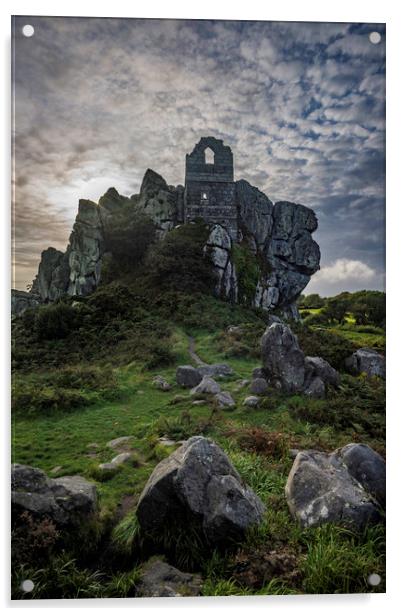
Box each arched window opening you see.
[204,147,215,165]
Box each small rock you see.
[305,356,340,388]
[304,376,325,399]
[99,452,131,471]
[214,391,236,408]
[152,375,172,391]
[227,325,243,335]
[176,365,202,388]
[192,400,207,406]
[234,379,250,391]
[107,436,131,450]
[86,443,100,450]
[50,466,63,475]
[190,376,221,396]
[250,378,269,395]
[136,559,203,597]
[158,437,177,447]
[198,363,233,378]
[243,396,260,408]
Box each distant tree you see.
[351,291,385,328]
[299,293,325,309]
[321,296,349,324]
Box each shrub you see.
[294,325,357,370]
[145,222,217,294]
[12,365,119,416]
[34,303,77,340]
[103,210,156,274]
[231,243,260,305]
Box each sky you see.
[12,16,385,296]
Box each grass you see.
[11,314,386,598]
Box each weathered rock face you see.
[136,436,265,545]
[31,247,70,301]
[260,322,340,397]
[136,560,203,597]
[11,289,41,316]
[137,169,183,235]
[345,348,385,379]
[67,199,106,297]
[204,224,238,302]
[26,138,320,317]
[11,464,97,528]
[285,444,385,530]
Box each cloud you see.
[316,259,377,284]
[305,258,383,297]
[11,17,385,295]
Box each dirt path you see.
[188,336,207,366]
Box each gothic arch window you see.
[204,147,215,165]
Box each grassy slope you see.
[11,321,386,597]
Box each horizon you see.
[12,17,385,297]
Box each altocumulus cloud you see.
[11,17,385,294]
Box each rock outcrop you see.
[136,436,265,545]
[260,322,339,397]
[285,444,385,530]
[11,463,97,528]
[345,348,385,379]
[11,289,41,316]
[24,137,320,317]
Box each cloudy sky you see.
[12,16,385,296]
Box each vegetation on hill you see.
[11,243,385,598]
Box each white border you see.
[1,1,401,614]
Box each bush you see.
[103,210,156,274]
[145,222,217,294]
[231,243,260,305]
[12,365,119,416]
[294,325,357,370]
[34,303,77,340]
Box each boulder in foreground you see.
[11,463,97,528]
[345,348,385,379]
[285,443,385,530]
[136,436,265,545]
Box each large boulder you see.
[285,444,385,530]
[260,323,340,396]
[345,348,385,379]
[11,464,97,528]
[261,323,306,393]
[136,559,203,597]
[176,365,202,388]
[136,436,265,544]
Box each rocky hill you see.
[20,138,321,318]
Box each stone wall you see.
[184,137,238,241]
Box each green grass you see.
[11,320,385,598]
